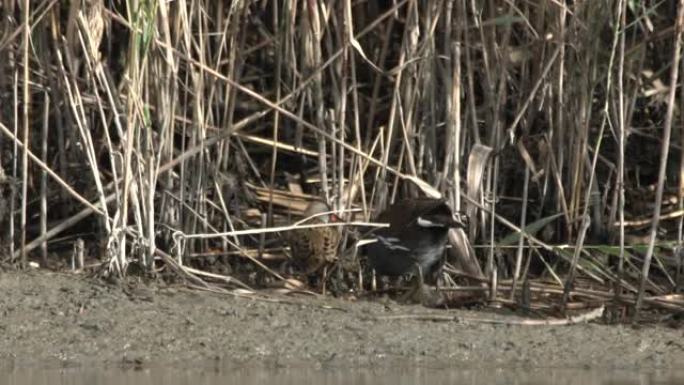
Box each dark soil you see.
[1,270,683,370]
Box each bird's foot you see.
[398,274,444,307]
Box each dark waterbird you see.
[365,198,465,303]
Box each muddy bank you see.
[0,270,682,370]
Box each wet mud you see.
[0,270,682,370]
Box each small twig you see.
[370,306,605,326]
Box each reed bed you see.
[1,0,683,322]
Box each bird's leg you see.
[398,264,425,303]
[415,264,428,304]
[321,264,328,295]
[306,260,330,293]
[433,263,445,300]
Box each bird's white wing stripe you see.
[376,235,411,251]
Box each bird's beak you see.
[416,216,446,228]
[453,212,469,228]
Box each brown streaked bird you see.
[288,201,342,276]
[67,0,107,59]
[84,0,106,58]
[365,198,465,303]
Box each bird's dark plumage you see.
[366,198,464,283]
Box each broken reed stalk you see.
[40,91,49,264]
[511,165,530,300]
[615,0,627,307]
[20,0,30,267]
[680,26,684,292]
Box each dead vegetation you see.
[1,0,684,322]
